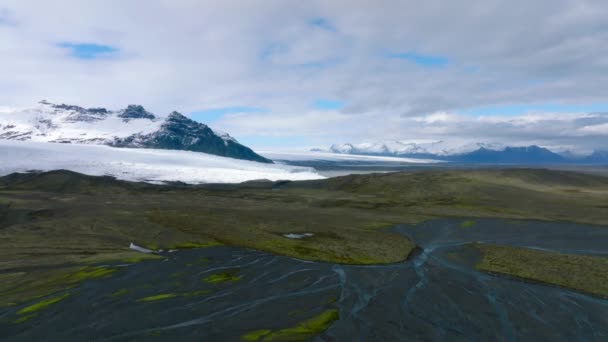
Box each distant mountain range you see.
[314,141,608,165]
[0,101,271,163]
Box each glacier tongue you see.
[0,140,324,184]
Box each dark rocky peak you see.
[39,100,68,109]
[40,100,86,113]
[167,111,188,121]
[162,111,211,133]
[118,105,156,120]
[87,107,109,115]
[54,103,85,112]
[39,100,109,116]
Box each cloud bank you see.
[0,0,607,150]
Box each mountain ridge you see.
[318,141,608,165]
[0,101,271,163]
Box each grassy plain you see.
[473,243,608,298]
[1,168,608,306]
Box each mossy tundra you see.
[473,243,608,298]
[242,309,340,341]
[1,168,607,306]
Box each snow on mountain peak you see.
[0,101,163,143]
[329,143,355,154]
[326,140,506,157]
[0,101,271,163]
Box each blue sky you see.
[312,99,344,110]
[310,17,336,32]
[57,43,118,59]
[388,52,449,67]
[1,1,608,152]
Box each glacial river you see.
[2,219,608,341]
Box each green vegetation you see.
[242,309,340,341]
[137,289,212,302]
[109,288,128,297]
[169,241,223,249]
[460,220,476,228]
[69,267,116,281]
[242,329,273,341]
[1,266,116,308]
[13,313,37,324]
[17,293,70,315]
[473,243,608,298]
[122,254,164,263]
[1,168,608,304]
[137,293,178,302]
[204,269,241,284]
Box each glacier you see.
[0,140,324,184]
[259,150,442,163]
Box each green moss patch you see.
[137,289,212,302]
[81,251,163,265]
[474,243,608,298]
[68,267,116,281]
[242,309,340,341]
[242,329,272,341]
[204,269,241,284]
[137,293,178,302]
[460,220,476,228]
[170,241,223,249]
[122,255,163,263]
[13,313,37,324]
[1,266,118,308]
[17,293,70,315]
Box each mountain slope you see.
[110,111,269,162]
[0,101,271,163]
[450,146,566,164]
[582,150,608,164]
[321,140,606,165]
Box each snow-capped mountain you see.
[328,141,505,157]
[0,101,271,163]
[320,140,608,165]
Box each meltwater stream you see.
[2,219,608,341]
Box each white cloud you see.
[0,0,607,151]
[215,110,608,153]
[578,123,608,135]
